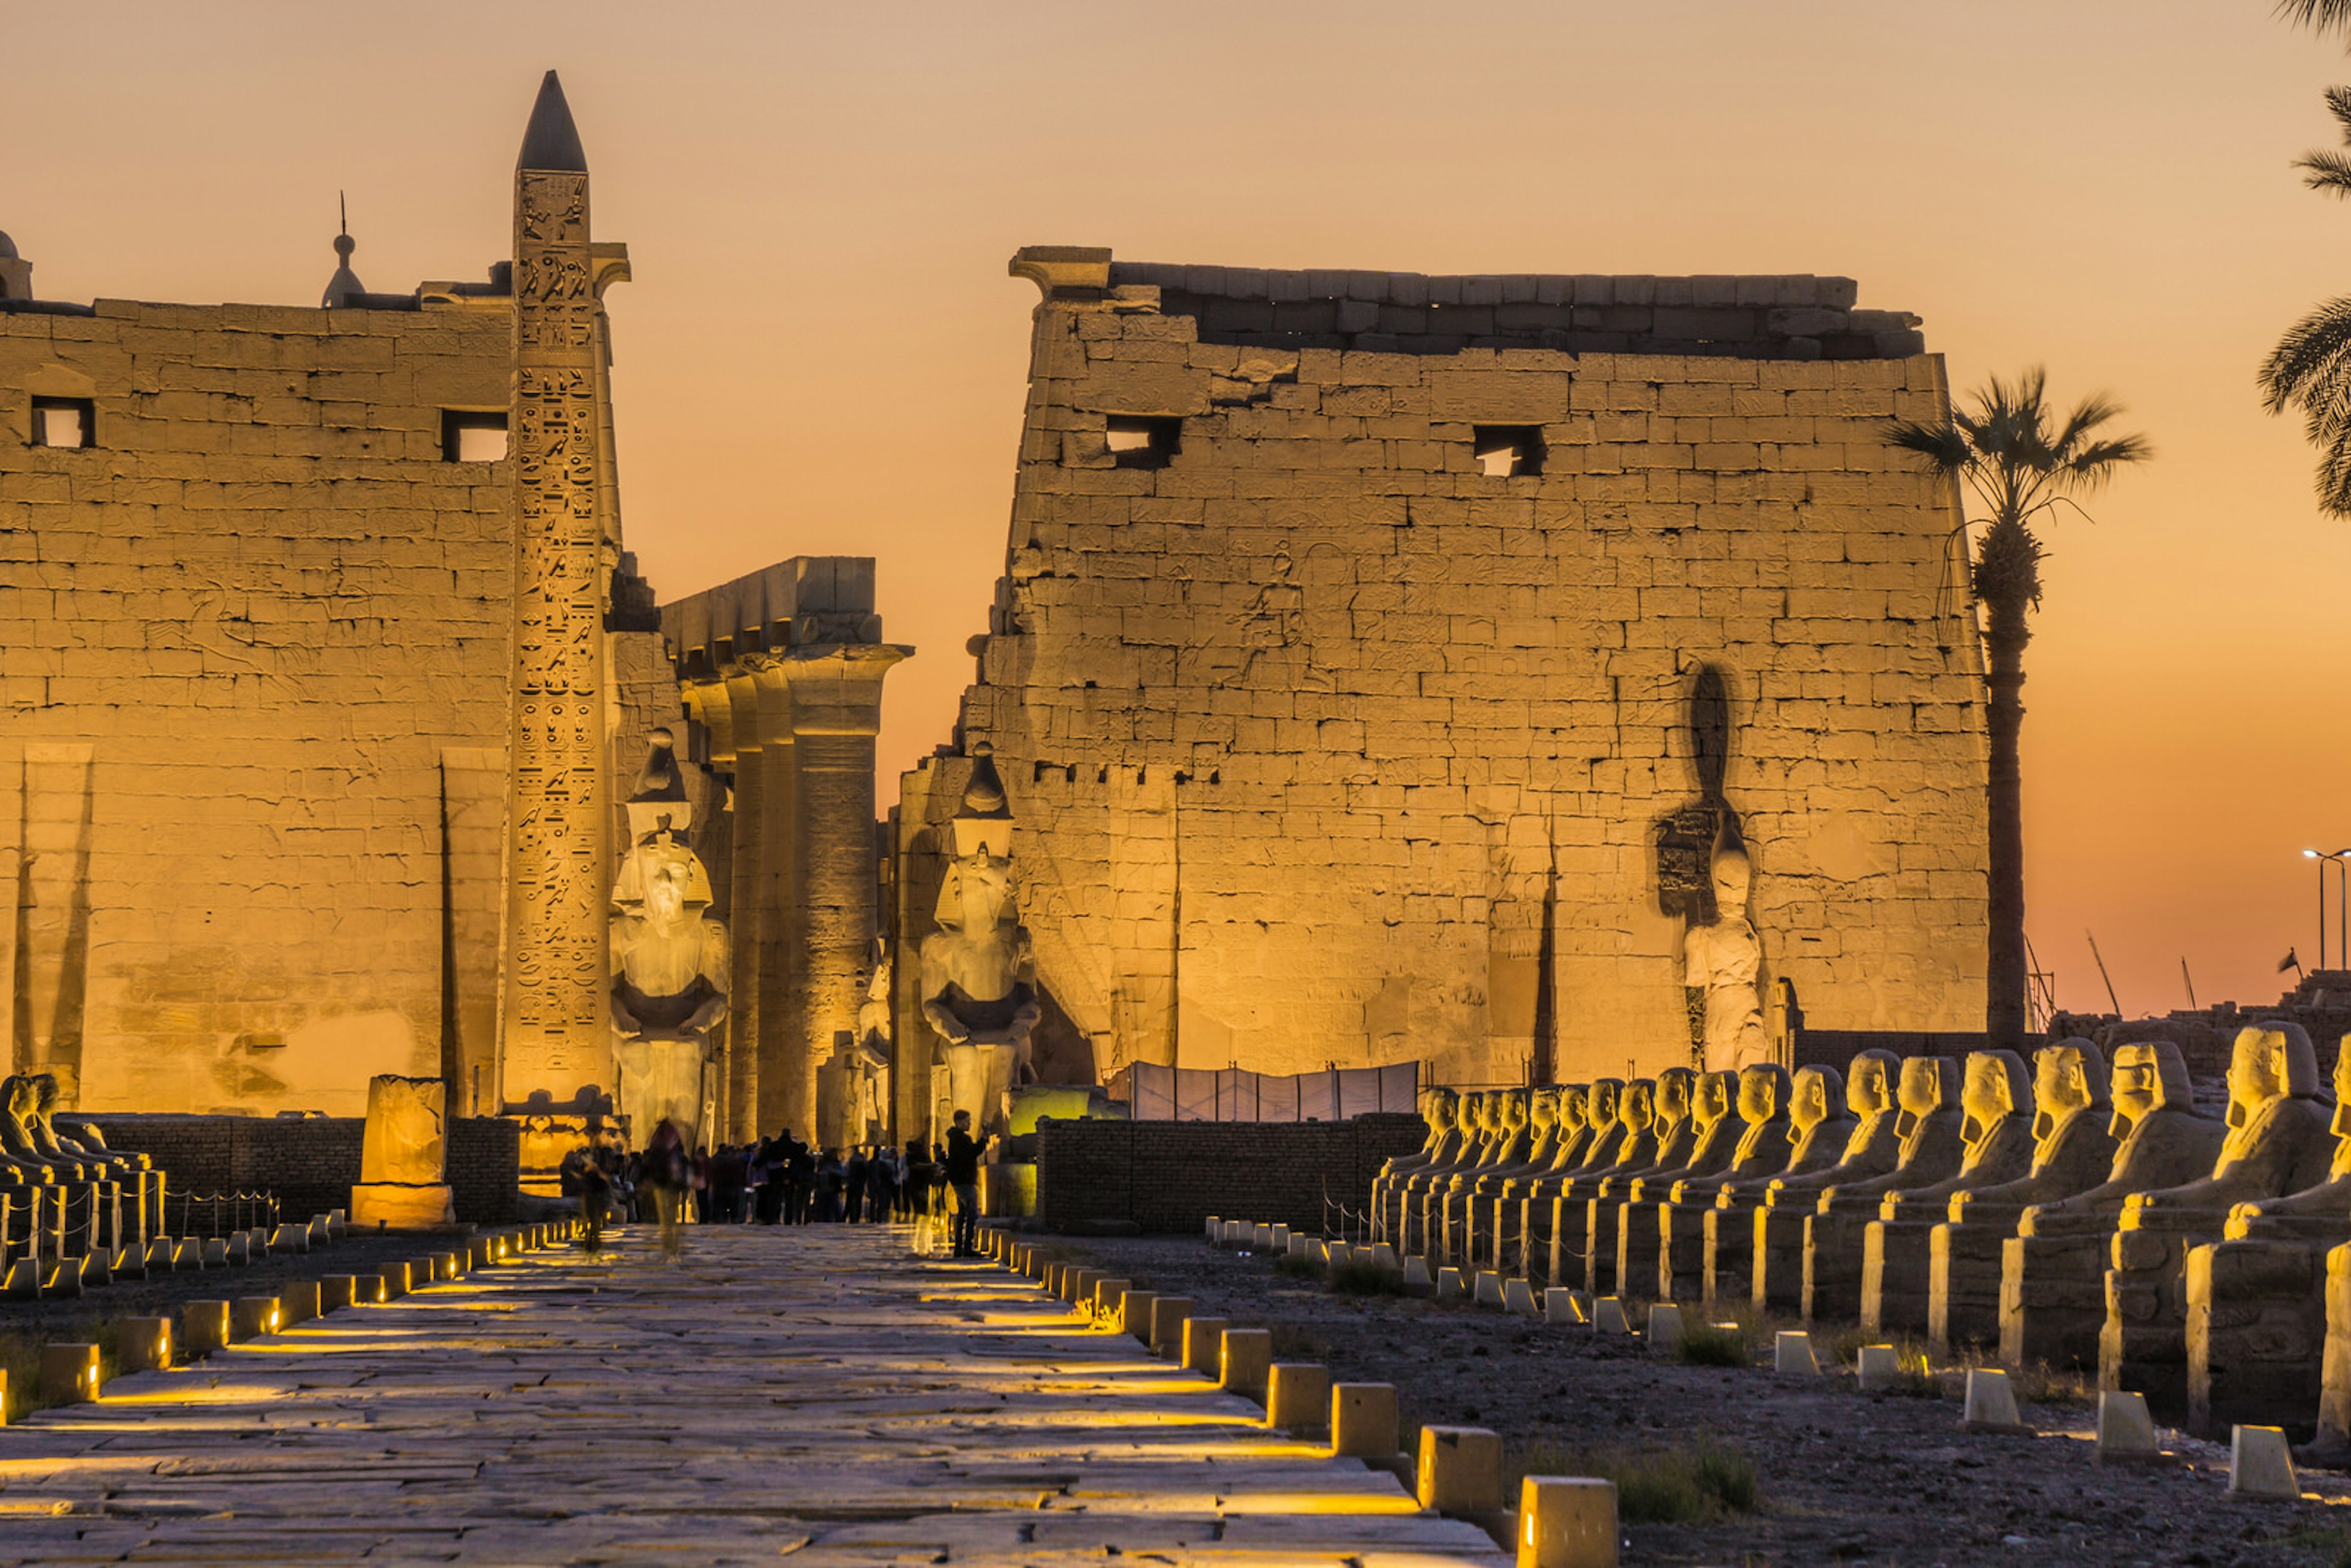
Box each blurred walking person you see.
[644,1119,691,1263]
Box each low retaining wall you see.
[1035,1114,1427,1235]
[84,1114,522,1226]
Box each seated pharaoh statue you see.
[1860,1051,2036,1335]
[1442,1089,1532,1266]
[1373,1087,1460,1244]
[1747,1051,1903,1312]
[1660,1063,1793,1302]
[1404,1092,1489,1258]
[1519,1080,1621,1283]
[1584,1067,1697,1293]
[1493,1084,1589,1272]
[1465,1087,1561,1269]
[609,733,730,1152]
[1615,1069,1744,1300]
[1802,1055,1968,1322]
[2002,1039,2227,1370]
[2187,1032,2351,1437]
[920,745,1042,1141]
[2101,1022,2333,1411]
[1551,1078,1656,1292]
[1924,1038,2117,1354]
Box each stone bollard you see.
[1436,1267,1467,1302]
[1040,1262,1062,1296]
[1544,1288,1588,1326]
[1331,1382,1400,1459]
[118,1317,172,1373]
[1205,1215,1221,1242]
[2096,1389,2166,1464]
[1518,1475,1619,1568]
[1271,1224,1291,1251]
[1504,1278,1539,1316]
[1959,1368,2031,1435]
[1474,1270,1507,1308]
[1591,1297,1630,1335]
[1645,1303,1683,1354]
[201,1238,230,1269]
[1065,1268,1100,1306]
[1774,1331,1820,1375]
[2230,1425,2300,1498]
[1266,1362,1330,1432]
[1254,1223,1273,1251]
[40,1345,100,1406]
[232,1297,282,1341]
[1854,1345,1900,1392]
[1092,1278,1131,1322]
[1183,1317,1230,1376]
[184,1301,231,1356]
[1402,1256,1436,1297]
[1149,1297,1195,1355]
[379,1262,411,1301]
[1122,1291,1158,1341]
[1289,1234,1312,1259]
[320,1275,359,1313]
[279,1280,321,1326]
[1417,1425,1504,1515]
[1220,1329,1273,1401]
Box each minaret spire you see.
[321,192,365,308]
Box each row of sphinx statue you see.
[1369,1024,2351,1447]
[0,1071,161,1264]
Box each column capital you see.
[768,642,913,739]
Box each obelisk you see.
[498,72,612,1112]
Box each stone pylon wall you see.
[905,250,1990,1091]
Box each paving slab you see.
[0,1227,1505,1565]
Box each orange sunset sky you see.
[9,1,2350,1023]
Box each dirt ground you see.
[1043,1234,2351,1568]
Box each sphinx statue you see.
[1584,1068,1696,1292]
[1747,1051,1902,1312]
[1464,1087,1561,1270]
[2002,1039,2227,1370]
[1492,1084,1586,1273]
[1660,1063,1793,1301]
[1441,1088,1531,1266]
[1801,1056,1967,1322]
[1403,1092,1488,1258]
[1615,1070,1744,1299]
[1925,1038,2117,1354]
[2100,1023,2333,1410]
[2189,1033,2351,1438]
[1522,1078,1625,1285]
[1551,1078,1656,1291]
[919,745,1041,1141]
[609,733,729,1152]
[1682,838,1772,1073]
[1374,1086,1461,1244]
[1860,1051,2036,1335]
[0,1075,69,1182]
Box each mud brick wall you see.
[900,250,1991,1093]
[1035,1112,1428,1234]
[87,1112,519,1225]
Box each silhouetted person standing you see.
[943,1110,991,1257]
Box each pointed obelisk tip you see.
[517,70,588,174]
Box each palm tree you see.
[2281,0,2351,36]
[1886,372,2151,1048]
[2261,86,2351,514]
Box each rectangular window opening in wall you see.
[30,396,94,449]
[441,409,511,463]
[1105,414,1182,470]
[1472,424,1545,478]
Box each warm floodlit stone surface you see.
[0,1227,1506,1564]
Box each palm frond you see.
[1883,418,1972,472]
[2280,0,2351,37]
[2259,294,2351,413]
[2300,148,2351,195]
[2328,84,2351,131]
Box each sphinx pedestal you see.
[2186,1238,2327,1440]
[1583,1191,1632,1297]
[1804,1209,1872,1324]
[1751,1195,1811,1313]
[1550,1193,1599,1292]
[1616,1199,1666,1302]
[2102,1222,2214,1414]
[1929,1213,2017,1355]
[1520,1190,1562,1286]
[1701,1195,1769,1306]
[1861,1216,1938,1336]
[2001,1229,2112,1370]
[1659,1198,1711,1302]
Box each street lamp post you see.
[2304,849,2351,971]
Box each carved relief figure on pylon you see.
[609,730,729,1150]
[920,743,1041,1140]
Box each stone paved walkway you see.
[0,1227,1508,1565]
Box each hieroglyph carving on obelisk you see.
[499,72,612,1110]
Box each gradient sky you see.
[8,1,2349,1022]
